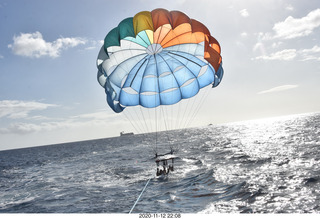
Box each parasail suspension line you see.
[155,106,158,153]
[123,110,142,134]
[186,85,211,128]
[129,178,152,214]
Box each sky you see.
[0,0,320,150]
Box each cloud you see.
[258,85,299,94]
[0,100,58,119]
[253,45,320,61]
[253,42,262,52]
[84,46,96,50]
[0,107,121,135]
[0,54,3,59]
[271,42,283,48]
[273,8,320,39]
[285,4,294,11]
[0,121,73,134]
[0,123,41,134]
[83,39,103,51]
[8,32,86,58]
[299,45,320,61]
[72,110,119,121]
[0,114,120,135]
[240,32,248,37]
[254,49,297,61]
[239,9,249,17]
[301,45,320,53]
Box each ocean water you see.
[0,113,319,213]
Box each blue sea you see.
[0,112,319,213]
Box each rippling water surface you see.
[0,113,319,213]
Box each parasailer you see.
[155,149,175,176]
[96,8,223,176]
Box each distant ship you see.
[120,131,134,136]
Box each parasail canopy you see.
[97,8,223,113]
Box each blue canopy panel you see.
[212,62,224,88]
[99,39,217,112]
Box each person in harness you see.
[155,149,175,176]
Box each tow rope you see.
[129,177,152,214]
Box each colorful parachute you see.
[97,8,223,113]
